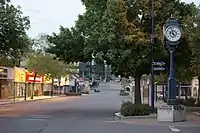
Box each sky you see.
[12,0,199,38]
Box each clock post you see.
[157,17,186,122]
[164,17,181,105]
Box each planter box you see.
[157,105,186,122]
[113,112,157,120]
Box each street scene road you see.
[0,83,199,133]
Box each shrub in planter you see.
[182,97,196,106]
[120,101,150,116]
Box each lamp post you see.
[24,69,28,100]
[163,17,182,105]
[150,0,155,113]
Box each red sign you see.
[26,73,44,83]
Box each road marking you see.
[23,115,52,120]
[23,118,48,121]
[169,126,180,132]
[104,120,116,123]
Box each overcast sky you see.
[12,0,199,38]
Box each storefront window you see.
[15,83,25,97]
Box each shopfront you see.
[26,72,44,96]
[14,67,26,97]
[60,77,66,94]
[0,67,14,99]
[43,75,52,96]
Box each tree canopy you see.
[27,53,68,79]
[27,34,78,79]
[0,0,30,66]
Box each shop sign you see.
[44,75,52,84]
[14,67,26,82]
[26,72,44,83]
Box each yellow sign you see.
[14,67,26,82]
[44,75,52,84]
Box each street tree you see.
[27,53,68,79]
[27,34,78,98]
[27,53,71,98]
[0,0,30,66]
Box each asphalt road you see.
[0,83,199,133]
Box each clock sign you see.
[164,17,182,45]
[165,25,181,42]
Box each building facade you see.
[0,67,14,99]
[14,67,26,97]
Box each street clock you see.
[163,17,182,45]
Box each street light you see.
[150,0,155,113]
[24,68,28,100]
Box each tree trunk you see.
[58,77,61,95]
[134,74,141,104]
[198,76,200,102]
[51,78,54,97]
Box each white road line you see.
[23,118,48,121]
[24,115,52,119]
[169,126,180,132]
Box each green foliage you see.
[27,53,69,79]
[47,26,90,63]
[120,101,150,116]
[0,0,30,61]
[28,33,79,79]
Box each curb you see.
[193,112,200,117]
[0,96,66,106]
[113,112,157,120]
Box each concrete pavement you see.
[0,83,199,133]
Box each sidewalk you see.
[0,96,60,105]
[117,113,200,127]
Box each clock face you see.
[165,25,181,42]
